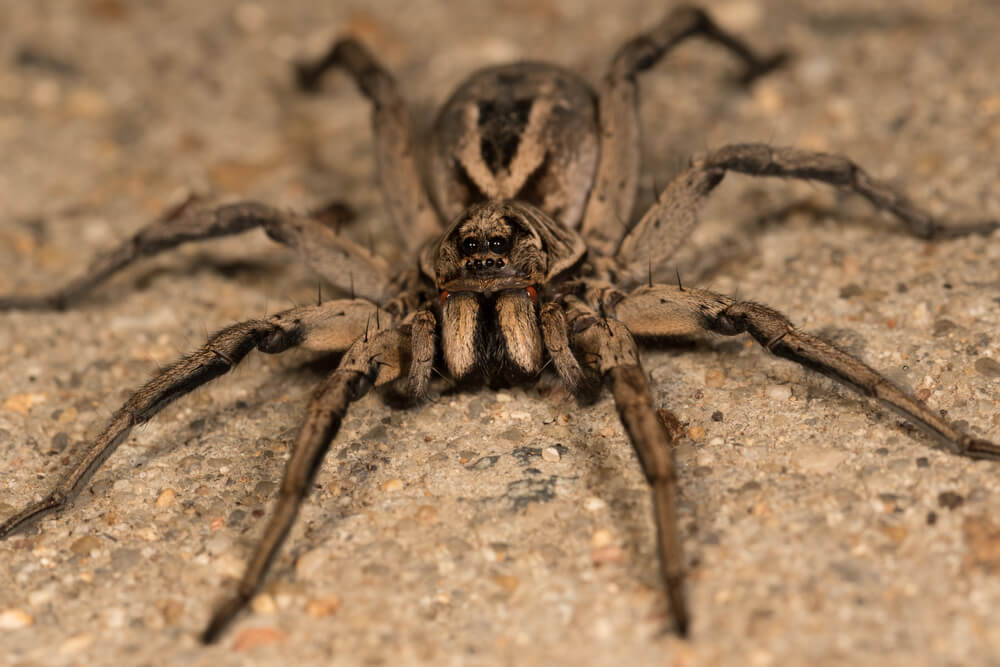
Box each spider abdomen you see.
[428,63,599,229]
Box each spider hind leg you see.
[612,284,1000,460]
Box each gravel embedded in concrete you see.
[0,2,999,666]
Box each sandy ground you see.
[1,1,999,665]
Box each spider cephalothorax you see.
[1,5,998,646]
[424,200,585,380]
[426,199,586,291]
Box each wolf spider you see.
[1,6,998,643]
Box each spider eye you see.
[460,237,478,256]
[488,237,509,254]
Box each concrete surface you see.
[1,1,999,665]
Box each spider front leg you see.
[201,326,410,643]
[407,308,436,400]
[539,301,587,393]
[0,298,388,538]
[581,5,786,254]
[611,284,1000,459]
[296,38,441,251]
[562,297,690,636]
[0,200,392,310]
[615,143,1000,282]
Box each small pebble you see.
[271,581,305,609]
[305,594,341,618]
[2,392,47,415]
[794,445,848,474]
[110,547,141,571]
[688,426,707,442]
[56,407,78,424]
[591,546,626,565]
[214,551,246,579]
[69,535,103,556]
[50,431,69,452]
[381,478,404,492]
[137,527,159,542]
[591,529,614,548]
[500,428,524,442]
[705,369,726,388]
[881,523,907,545]
[233,627,286,651]
[493,574,519,592]
[713,0,761,30]
[963,514,1000,573]
[59,633,94,655]
[66,88,108,118]
[234,3,267,33]
[159,599,184,625]
[766,385,792,401]
[103,607,126,629]
[205,534,232,557]
[753,81,783,112]
[415,505,438,524]
[27,587,54,606]
[583,497,606,512]
[974,357,1000,378]
[592,617,614,640]
[295,548,329,579]
[467,456,498,470]
[155,488,176,507]
[482,545,506,563]
[911,302,931,327]
[250,593,277,615]
[797,55,834,88]
[938,491,964,510]
[541,446,561,462]
[0,609,34,629]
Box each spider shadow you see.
[640,330,971,462]
[661,194,907,286]
[112,349,347,474]
[110,348,385,545]
[132,254,295,290]
[44,252,302,312]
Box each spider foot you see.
[201,593,250,644]
[737,49,791,86]
[0,493,66,539]
[963,437,1000,461]
[666,574,690,638]
[293,60,326,93]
